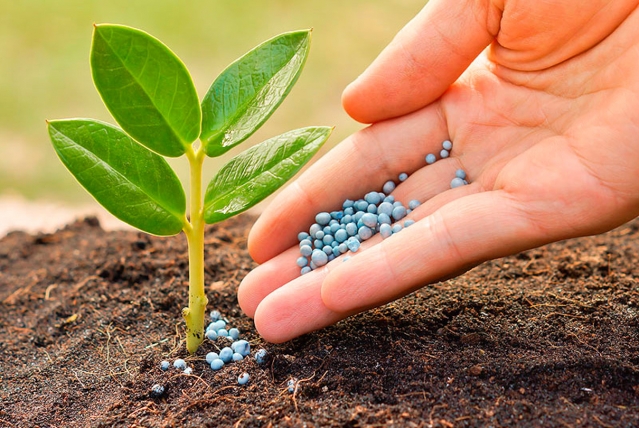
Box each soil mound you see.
[1,215,639,427]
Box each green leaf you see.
[200,30,311,157]
[48,119,186,236]
[91,24,201,157]
[203,126,332,223]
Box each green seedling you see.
[47,24,332,354]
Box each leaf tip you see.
[45,119,59,131]
[93,23,111,34]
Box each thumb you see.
[342,0,500,123]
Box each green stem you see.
[183,143,208,354]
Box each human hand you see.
[238,0,639,342]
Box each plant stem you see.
[183,143,208,354]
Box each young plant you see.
[47,24,332,354]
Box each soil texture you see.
[1,215,639,427]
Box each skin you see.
[239,0,639,342]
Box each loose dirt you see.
[1,215,639,427]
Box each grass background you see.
[0,1,423,205]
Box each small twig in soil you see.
[96,324,114,365]
[119,358,135,380]
[230,268,241,284]
[44,283,58,300]
[41,348,54,363]
[269,357,276,383]
[142,293,156,312]
[522,259,550,275]
[559,396,578,410]
[592,415,615,428]
[548,293,594,309]
[542,312,588,320]
[144,338,170,349]
[428,404,450,428]
[528,312,588,322]
[315,370,329,386]
[116,336,128,358]
[233,411,253,428]
[168,322,185,357]
[529,303,568,309]
[395,339,412,355]
[566,331,602,357]
[73,275,100,292]
[3,279,35,304]
[210,385,237,396]
[181,372,215,394]
[291,371,319,412]
[127,402,160,419]
[71,369,86,389]
[266,385,295,408]
[76,368,101,376]
[398,391,428,400]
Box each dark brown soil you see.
[1,214,639,427]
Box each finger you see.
[251,267,353,343]
[237,246,302,318]
[342,0,499,123]
[320,189,550,313]
[489,0,638,71]
[248,103,447,264]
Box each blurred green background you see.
[0,0,423,206]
